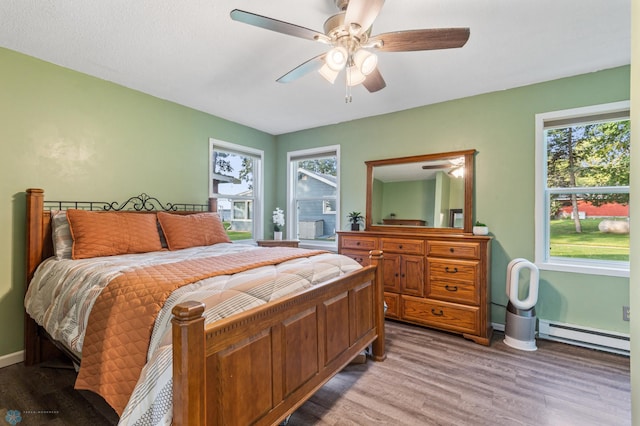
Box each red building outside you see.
[558,201,629,219]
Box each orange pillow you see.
[67,210,163,259]
[157,212,230,250]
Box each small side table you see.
[256,240,300,248]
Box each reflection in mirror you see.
[450,208,464,228]
[372,157,465,227]
[365,150,475,233]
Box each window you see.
[287,146,340,247]
[535,101,630,277]
[209,139,263,242]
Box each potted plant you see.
[348,211,364,231]
[272,207,285,240]
[473,221,489,235]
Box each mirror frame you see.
[365,149,476,234]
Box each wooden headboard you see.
[24,188,211,365]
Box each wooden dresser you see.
[338,230,492,345]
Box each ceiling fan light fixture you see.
[326,46,348,71]
[346,65,366,86]
[232,3,470,100]
[353,49,377,75]
[319,63,339,83]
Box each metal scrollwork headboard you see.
[43,193,209,212]
[105,193,178,212]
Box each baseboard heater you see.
[538,319,630,356]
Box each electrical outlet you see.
[623,306,630,321]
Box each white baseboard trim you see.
[0,350,24,368]
[538,319,630,356]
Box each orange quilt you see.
[75,247,326,415]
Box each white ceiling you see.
[0,0,630,135]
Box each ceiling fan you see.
[230,0,470,102]
[422,157,465,177]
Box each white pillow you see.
[51,210,72,260]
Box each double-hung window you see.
[287,146,340,248]
[209,139,263,242]
[535,101,630,277]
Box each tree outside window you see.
[536,101,630,276]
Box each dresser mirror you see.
[365,149,476,233]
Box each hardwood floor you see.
[0,359,119,425]
[291,321,630,425]
[0,321,630,425]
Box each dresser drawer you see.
[340,250,371,266]
[340,236,378,251]
[380,238,424,255]
[427,280,479,305]
[384,292,400,319]
[427,241,480,259]
[428,258,479,283]
[402,297,479,335]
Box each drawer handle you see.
[449,248,454,253]
[431,309,444,316]
[445,285,458,292]
[445,267,458,273]
[399,244,403,249]
[356,242,361,246]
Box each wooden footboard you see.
[172,252,385,426]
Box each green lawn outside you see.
[222,222,252,241]
[549,218,629,261]
[226,230,252,241]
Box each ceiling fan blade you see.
[422,164,450,169]
[277,53,326,84]
[362,68,386,92]
[371,28,470,52]
[344,0,385,35]
[230,9,325,42]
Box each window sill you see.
[537,260,629,278]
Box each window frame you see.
[534,101,630,277]
[209,138,264,243]
[287,145,340,250]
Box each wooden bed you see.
[23,188,386,426]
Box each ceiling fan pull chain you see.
[345,71,352,103]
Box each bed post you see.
[25,188,45,283]
[24,188,45,365]
[369,250,386,361]
[172,301,206,426]
[208,197,216,213]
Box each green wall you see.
[276,65,631,334]
[0,47,276,357]
[377,179,432,225]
